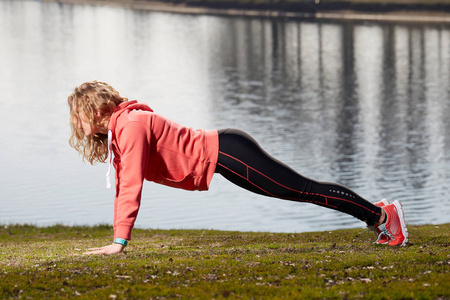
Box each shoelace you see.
[361,225,378,239]
[374,223,394,244]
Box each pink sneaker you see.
[377,200,409,246]
[375,199,390,207]
[362,199,390,243]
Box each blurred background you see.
[0,0,449,233]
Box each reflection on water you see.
[0,0,449,233]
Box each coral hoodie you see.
[107,101,219,240]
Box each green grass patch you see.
[0,224,449,299]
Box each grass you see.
[0,223,449,299]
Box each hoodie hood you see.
[108,100,154,134]
[106,100,153,188]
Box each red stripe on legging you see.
[217,162,336,208]
[219,151,380,215]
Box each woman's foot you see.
[376,200,409,246]
[373,199,390,244]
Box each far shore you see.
[38,0,450,23]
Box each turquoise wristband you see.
[114,238,128,247]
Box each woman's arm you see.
[113,122,151,239]
[85,121,151,255]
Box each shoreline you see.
[40,0,450,23]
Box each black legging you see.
[215,129,382,226]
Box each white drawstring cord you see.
[106,130,113,189]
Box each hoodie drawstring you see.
[106,129,113,189]
[105,101,153,189]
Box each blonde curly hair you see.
[68,81,127,165]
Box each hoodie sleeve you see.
[113,121,151,240]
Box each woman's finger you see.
[83,249,104,255]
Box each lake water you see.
[1,0,449,234]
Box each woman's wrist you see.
[114,238,128,247]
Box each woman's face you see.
[74,111,98,136]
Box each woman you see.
[68,81,408,255]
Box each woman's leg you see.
[215,129,382,226]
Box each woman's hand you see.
[83,243,125,255]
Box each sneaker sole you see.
[392,201,409,246]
